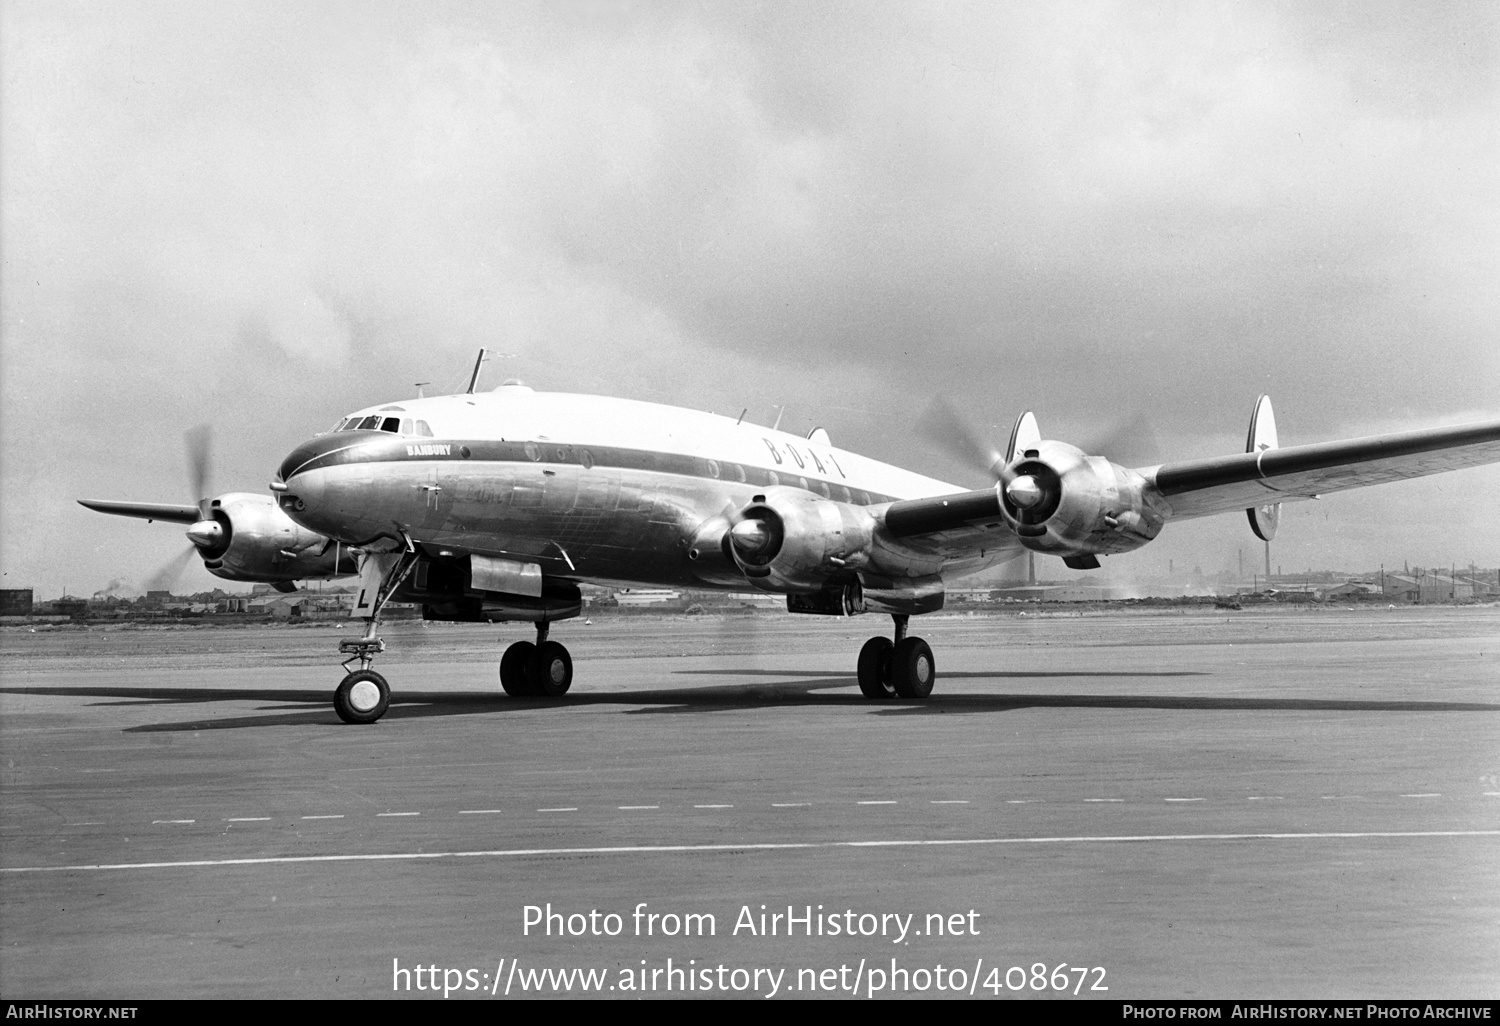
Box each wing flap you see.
[1151,418,1500,520]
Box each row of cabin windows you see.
[321,428,885,504]
[518,442,879,503]
[332,416,435,436]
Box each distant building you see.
[0,589,34,616]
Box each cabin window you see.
[706,459,721,479]
[580,449,594,470]
[730,463,746,483]
[766,470,779,487]
[815,480,830,499]
[834,484,852,503]
[524,442,540,461]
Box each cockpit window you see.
[415,420,434,437]
[357,415,380,430]
[380,417,401,433]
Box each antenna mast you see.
[465,348,489,394]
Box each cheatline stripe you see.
[3,830,1496,874]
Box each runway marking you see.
[693,805,733,809]
[771,803,810,807]
[1083,799,1123,803]
[1006,800,1040,804]
[618,805,659,810]
[1400,793,1441,798]
[7,830,1496,874]
[858,801,897,805]
[152,819,195,824]
[931,800,970,805]
[459,810,503,815]
[537,808,577,813]
[225,817,271,822]
[1247,797,1285,801]
[1165,798,1205,803]
[65,822,104,826]
[1486,792,1500,797]
[302,815,344,820]
[377,812,420,818]
[1321,796,1359,800]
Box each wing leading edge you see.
[1149,417,1500,520]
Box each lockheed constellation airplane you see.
[82,353,1500,723]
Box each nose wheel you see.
[334,669,391,724]
[500,623,573,698]
[856,615,934,699]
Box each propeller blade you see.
[916,398,1006,480]
[1076,412,1161,468]
[144,545,198,595]
[184,424,213,516]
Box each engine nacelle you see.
[198,492,356,583]
[998,441,1166,558]
[724,487,877,594]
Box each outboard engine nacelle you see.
[200,493,357,583]
[998,441,1166,558]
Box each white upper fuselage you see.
[333,382,964,503]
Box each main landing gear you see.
[856,614,934,700]
[499,621,574,698]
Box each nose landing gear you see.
[332,547,418,724]
[500,621,574,698]
[856,614,934,699]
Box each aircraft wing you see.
[879,416,1500,539]
[1149,417,1500,520]
[77,499,202,524]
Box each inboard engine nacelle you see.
[198,493,356,583]
[721,487,877,593]
[999,441,1166,557]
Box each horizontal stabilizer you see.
[78,499,202,524]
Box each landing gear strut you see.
[332,548,419,724]
[500,621,574,698]
[856,614,934,700]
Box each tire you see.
[334,669,390,724]
[857,636,895,698]
[889,637,935,699]
[500,641,536,696]
[527,641,573,698]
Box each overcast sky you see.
[3,0,1497,598]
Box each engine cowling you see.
[722,487,876,593]
[998,441,1166,557]
[196,492,356,583]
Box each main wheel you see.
[334,669,390,724]
[889,637,935,699]
[527,641,573,698]
[500,641,536,696]
[857,636,895,698]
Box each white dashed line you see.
[858,801,897,805]
[1485,792,1500,797]
[66,822,104,827]
[1400,793,1441,798]
[1165,798,1205,803]
[618,805,659,810]
[152,820,195,824]
[930,800,970,805]
[302,815,344,820]
[537,808,577,813]
[377,812,420,818]
[11,830,1496,874]
[1005,800,1040,804]
[1247,797,1285,801]
[459,810,503,815]
[772,803,810,807]
[1084,799,1123,803]
[225,817,271,822]
[693,805,733,809]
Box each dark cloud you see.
[3,1,1496,595]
